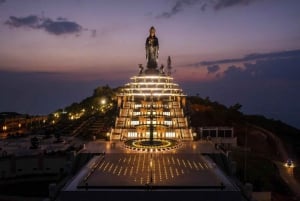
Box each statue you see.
[160,64,164,74]
[145,26,159,69]
[138,64,144,75]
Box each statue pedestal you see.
[145,68,159,75]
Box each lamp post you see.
[149,93,154,145]
[100,98,106,113]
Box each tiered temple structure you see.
[61,27,242,201]
[111,27,192,141]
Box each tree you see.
[230,103,242,112]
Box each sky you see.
[0,0,300,128]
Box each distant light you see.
[285,160,295,168]
[2,125,7,131]
[101,99,106,105]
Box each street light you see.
[100,98,107,113]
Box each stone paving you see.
[79,153,223,187]
[77,140,237,190]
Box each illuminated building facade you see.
[111,70,192,141]
[111,27,192,141]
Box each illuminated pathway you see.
[79,153,221,187]
[62,140,242,201]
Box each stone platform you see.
[61,143,243,201]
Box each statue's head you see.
[149,26,156,37]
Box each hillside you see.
[58,86,300,158]
[2,85,299,199]
[60,87,300,198]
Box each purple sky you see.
[0,0,300,128]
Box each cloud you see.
[5,15,40,28]
[189,49,300,67]
[222,56,300,81]
[214,0,254,10]
[157,0,260,18]
[157,0,199,18]
[5,15,83,36]
[207,65,220,74]
[40,18,82,35]
[57,17,67,21]
[181,52,300,128]
[0,0,6,4]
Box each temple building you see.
[111,68,193,141]
[111,26,192,142]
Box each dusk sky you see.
[0,0,300,128]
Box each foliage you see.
[63,85,119,115]
[231,150,283,191]
[244,115,300,158]
[187,96,243,127]
[187,95,299,157]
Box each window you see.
[145,132,157,137]
[133,111,140,116]
[134,104,141,109]
[210,130,217,137]
[225,130,232,137]
[131,121,139,126]
[163,111,170,116]
[128,132,137,137]
[166,132,175,138]
[146,120,156,125]
[164,121,172,126]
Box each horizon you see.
[0,0,300,129]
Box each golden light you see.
[101,99,106,105]
[18,123,21,128]
[284,159,295,169]
[284,162,295,168]
[2,125,7,131]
